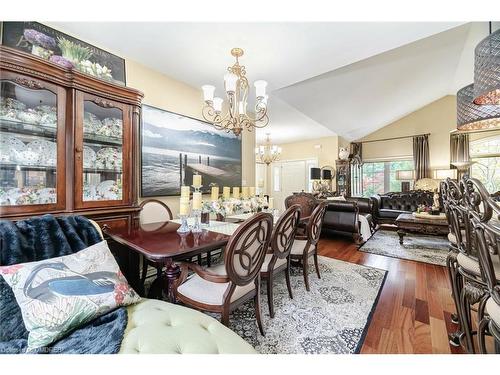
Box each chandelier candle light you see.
[201,48,269,136]
[255,133,282,165]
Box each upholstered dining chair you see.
[260,204,301,318]
[467,178,500,354]
[139,199,173,296]
[289,201,328,291]
[174,212,274,335]
[285,192,317,235]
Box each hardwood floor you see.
[317,235,465,354]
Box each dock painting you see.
[141,105,242,197]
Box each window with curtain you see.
[361,160,414,197]
[470,135,500,193]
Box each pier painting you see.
[141,105,242,197]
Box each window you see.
[273,165,281,192]
[361,160,414,197]
[470,135,500,193]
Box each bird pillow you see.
[0,240,141,351]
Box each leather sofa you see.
[371,190,437,225]
[322,197,374,243]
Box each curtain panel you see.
[450,133,470,166]
[413,135,431,180]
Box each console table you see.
[395,213,449,244]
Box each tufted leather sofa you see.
[371,190,438,225]
[119,299,257,354]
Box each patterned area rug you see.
[359,230,449,266]
[218,256,386,354]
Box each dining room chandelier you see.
[457,84,500,130]
[201,48,269,136]
[473,25,500,105]
[255,134,281,165]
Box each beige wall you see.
[126,59,255,219]
[359,95,456,170]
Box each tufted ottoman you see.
[119,299,257,354]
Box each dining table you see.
[105,218,251,302]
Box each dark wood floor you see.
[317,235,465,354]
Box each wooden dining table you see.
[105,220,238,302]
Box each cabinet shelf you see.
[0,118,122,146]
[0,162,122,174]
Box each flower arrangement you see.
[57,37,92,64]
[416,204,432,214]
[24,29,56,59]
[202,199,226,217]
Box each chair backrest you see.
[139,199,173,225]
[285,192,316,220]
[307,201,328,245]
[224,212,273,286]
[466,177,500,303]
[270,204,301,260]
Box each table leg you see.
[164,258,181,303]
[397,230,405,245]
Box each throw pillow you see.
[0,240,140,352]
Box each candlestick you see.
[179,197,190,216]
[241,186,249,199]
[233,187,240,199]
[223,186,231,199]
[192,192,202,210]
[211,186,219,201]
[180,186,190,198]
[193,174,202,188]
[249,186,256,197]
[177,214,190,234]
[191,209,202,233]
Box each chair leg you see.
[446,252,460,326]
[478,318,490,354]
[221,307,230,327]
[140,256,148,293]
[313,250,321,279]
[302,254,310,292]
[285,265,293,300]
[197,254,202,265]
[459,287,475,353]
[266,273,275,318]
[255,279,265,336]
[207,251,212,267]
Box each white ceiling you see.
[51,21,485,143]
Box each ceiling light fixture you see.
[473,24,500,105]
[457,84,500,130]
[255,133,281,165]
[201,48,269,136]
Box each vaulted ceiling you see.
[51,22,488,143]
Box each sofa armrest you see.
[326,201,358,213]
[371,195,382,218]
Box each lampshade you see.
[395,170,415,181]
[310,167,321,180]
[473,28,500,105]
[224,73,238,93]
[213,97,223,112]
[433,169,457,180]
[201,85,215,102]
[457,84,500,130]
[254,80,267,98]
[321,169,332,180]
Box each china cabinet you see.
[335,159,351,197]
[0,46,143,231]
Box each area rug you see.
[221,256,386,354]
[359,230,449,266]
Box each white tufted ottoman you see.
[119,299,257,354]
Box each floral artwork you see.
[0,241,140,351]
[1,22,126,85]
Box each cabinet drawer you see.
[94,216,130,233]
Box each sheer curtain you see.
[413,135,430,180]
[450,133,470,165]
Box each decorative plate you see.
[83,146,96,168]
[26,140,57,166]
[36,188,57,204]
[96,180,121,200]
[1,135,26,163]
[98,117,123,138]
[96,147,122,170]
[83,112,102,134]
[1,97,27,111]
[35,105,57,127]
[16,108,41,124]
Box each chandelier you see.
[255,134,281,165]
[473,25,500,105]
[201,48,269,136]
[457,84,500,130]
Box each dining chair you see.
[260,204,301,318]
[139,199,173,296]
[285,192,317,235]
[289,201,328,291]
[467,178,500,354]
[174,212,274,335]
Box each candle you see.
[268,197,274,209]
[193,174,202,188]
[192,192,202,210]
[180,186,190,198]
[233,187,240,199]
[223,186,231,199]
[241,186,249,199]
[249,186,256,197]
[179,197,190,216]
[211,186,219,201]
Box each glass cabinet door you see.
[0,72,65,213]
[75,92,130,208]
